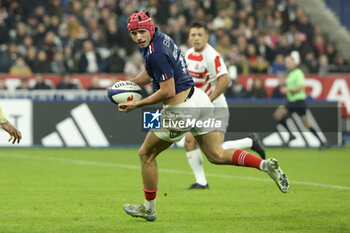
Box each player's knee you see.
[138,147,151,162]
[138,147,158,165]
[206,150,225,164]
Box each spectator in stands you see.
[296,10,313,40]
[105,16,123,47]
[249,76,267,98]
[33,4,46,23]
[26,46,37,71]
[215,33,232,59]
[236,54,250,74]
[58,23,73,48]
[302,51,318,74]
[256,34,275,64]
[0,42,19,73]
[168,2,180,21]
[313,35,325,57]
[87,76,103,90]
[67,14,82,42]
[38,31,61,61]
[0,16,9,45]
[26,15,39,35]
[275,36,291,56]
[271,74,287,98]
[14,22,28,45]
[32,50,52,73]
[325,43,337,64]
[0,0,345,78]
[225,79,249,98]
[252,56,269,73]
[183,0,198,23]
[32,74,53,90]
[78,39,101,73]
[0,78,8,90]
[318,54,330,75]
[48,0,68,17]
[51,51,68,74]
[18,36,34,57]
[33,23,47,46]
[71,0,83,19]
[72,25,88,54]
[272,54,287,74]
[212,9,232,31]
[104,44,125,73]
[124,52,144,80]
[88,17,105,48]
[226,44,240,65]
[9,57,32,76]
[290,33,307,58]
[263,14,279,32]
[16,77,31,90]
[47,15,61,33]
[99,7,112,26]
[247,43,258,67]
[56,74,79,89]
[332,53,350,73]
[63,45,76,73]
[167,17,187,46]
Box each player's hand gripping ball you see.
[107,81,142,104]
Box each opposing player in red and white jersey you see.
[184,22,266,189]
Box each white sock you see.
[144,199,156,213]
[186,148,207,185]
[259,160,267,171]
[222,137,253,150]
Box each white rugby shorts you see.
[154,87,217,142]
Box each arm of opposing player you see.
[129,70,151,86]
[118,78,175,112]
[0,107,22,144]
[208,73,230,101]
[1,121,22,144]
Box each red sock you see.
[232,149,263,169]
[143,187,158,201]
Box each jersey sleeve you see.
[207,54,228,79]
[148,52,174,82]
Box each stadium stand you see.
[0,0,349,79]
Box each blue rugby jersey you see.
[139,29,194,93]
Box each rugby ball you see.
[107,81,142,104]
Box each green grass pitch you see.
[0,147,349,233]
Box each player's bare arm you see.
[129,70,151,86]
[208,73,230,101]
[119,78,179,112]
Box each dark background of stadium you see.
[33,101,340,146]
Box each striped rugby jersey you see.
[185,44,228,96]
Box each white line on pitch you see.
[0,153,349,191]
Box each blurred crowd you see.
[0,0,349,95]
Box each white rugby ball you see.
[107,81,142,104]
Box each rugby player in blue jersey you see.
[119,11,289,222]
